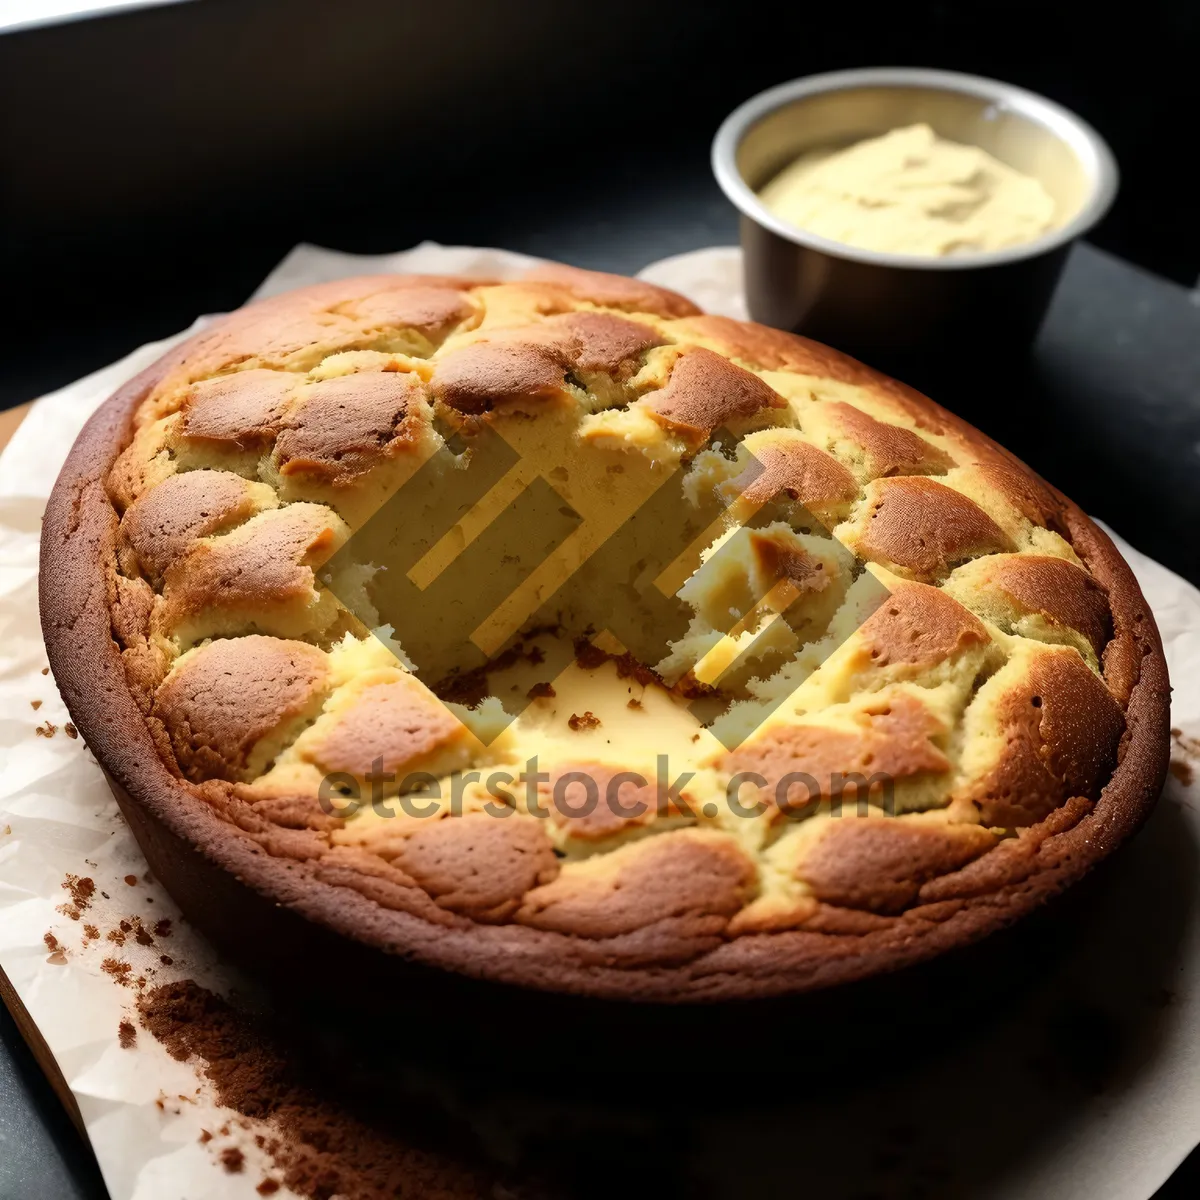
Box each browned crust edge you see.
[39,305,1171,1005]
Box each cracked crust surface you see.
[41,262,1169,1002]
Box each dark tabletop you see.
[3,207,1200,1200]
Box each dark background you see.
[1,3,1198,1198]
[1,0,1197,410]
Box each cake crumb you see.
[31,699,42,710]
[160,955,174,966]
[574,642,608,671]
[124,874,138,886]
[65,723,78,740]
[41,667,50,675]
[138,980,495,1200]
[58,874,96,920]
[43,932,68,965]
[220,1147,246,1174]
[627,697,643,710]
[199,1129,213,1145]
[154,919,173,938]
[83,924,99,941]
[102,958,133,986]
[526,681,556,700]
[568,711,601,731]
[35,722,58,738]
[118,1020,137,1049]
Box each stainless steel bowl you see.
[712,67,1118,374]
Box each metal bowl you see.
[712,67,1118,376]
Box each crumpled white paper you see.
[1,242,1198,1200]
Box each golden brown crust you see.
[798,818,997,914]
[519,263,700,318]
[302,677,465,778]
[537,763,693,841]
[545,311,665,375]
[39,264,1170,1003]
[853,476,1015,578]
[969,459,1068,535]
[274,370,428,485]
[120,470,268,581]
[143,275,485,408]
[982,554,1112,656]
[959,647,1126,828]
[645,348,786,446]
[159,504,343,639]
[857,582,989,668]
[516,831,755,939]
[180,369,297,447]
[722,693,951,813]
[391,813,560,922]
[823,401,953,478]
[153,636,329,783]
[726,430,860,520]
[430,341,571,414]
[336,284,477,335]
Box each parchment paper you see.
[1,242,1198,1200]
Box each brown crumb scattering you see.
[64,723,78,739]
[220,1147,245,1174]
[35,722,57,738]
[138,980,496,1199]
[83,924,99,941]
[118,1020,137,1049]
[31,699,42,710]
[43,932,60,953]
[627,697,644,710]
[573,641,608,671]
[568,711,601,732]
[526,681,556,700]
[58,874,96,920]
[102,958,133,986]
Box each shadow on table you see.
[263,787,1197,1200]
